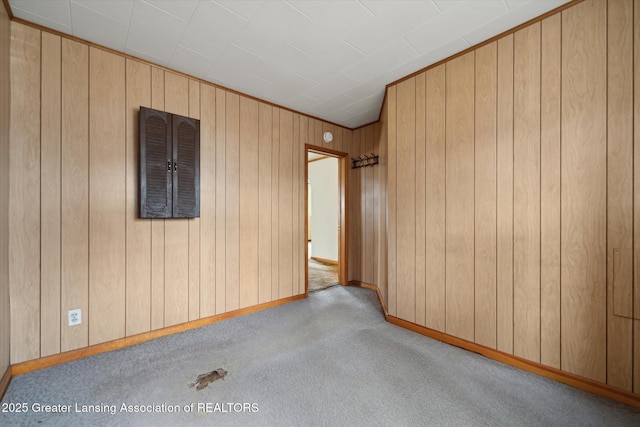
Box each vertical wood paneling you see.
[387,86,397,316]
[372,124,381,288]
[360,127,368,280]
[425,66,446,332]
[150,67,165,329]
[513,23,541,362]
[379,0,635,395]
[496,34,514,354]
[370,122,381,284]
[361,126,371,282]
[258,103,272,303]
[0,4,8,374]
[415,72,426,327]
[9,23,353,364]
[540,14,561,370]
[61,38,89,353]
[314,119,323,147]
[292,114,300,294]
[199,84,216,317]
[474,42,497,349]
[40,32,61,357]
[445,53,475,341]
[606,0,633,391]
[10,24,41,362]
[396,78,416,322]
[215,88,226,314]
[339,154,348,285]
[279,110,294,298]
[10,0,638,396]
[164,73,190,326]
[561,0,607,383]
[125,59,151,336]
[225,92,240,311]
[239,97,259,308]
[298,116,308,295]
[188,80,201,321]
[363,125,374,284]
[634,0,640,394]
[271,109,280,299]
[89,47,126,345]
[358,128,366,280]
[350,128,362,281]
[377,109,388,303]
[332,123,342,153]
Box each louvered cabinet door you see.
[140,107,172,218]
[172,114,200,218]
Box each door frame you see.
[305,144,348,294]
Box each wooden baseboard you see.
[0,365,11,400]
[310,256,338,265]
[350,279,640,409]
[387,315,640,409]
[349,280,388,317]
[11,294,305,376]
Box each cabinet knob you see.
[167,160,172,171]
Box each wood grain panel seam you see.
[472,50,478,342]
[58,34,63,353]
[414,82,417,321]
[633,0,636,390]
[539,21,543,365]
[38,29,43,359]
[124,53,128,334]
[444,66,447,332]
[604,1,608,383]
[495,42,499,348]
[86,43,91,345]
[511,33,516,357]
[556,12,563,375]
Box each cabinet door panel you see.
[140,107,172,218]
[173,114,200,218]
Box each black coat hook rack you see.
[351,153,379,169]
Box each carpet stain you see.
[189,368,227,391]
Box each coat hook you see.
[351,153,379,169]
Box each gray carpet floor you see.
[2,285,640,426]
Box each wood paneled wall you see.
[8,22,348,364]
[0,4,11,377]
[348,118,387,303]
[385,0,640,394]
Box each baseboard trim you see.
[0,365,11,400]
[351,279,640,409]
[387,315,640,409]
[310,256,338,265]
[349,280,388,318]
[11,294,305,377]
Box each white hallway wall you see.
[308,157,339,261]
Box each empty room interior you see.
[2,0,640,424]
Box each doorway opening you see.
[305,144,348,294]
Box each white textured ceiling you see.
[8,0,569,128]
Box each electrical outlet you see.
[68,309,81,326]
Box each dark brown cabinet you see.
[139,106,200,218]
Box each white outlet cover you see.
[68,309,82,326]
